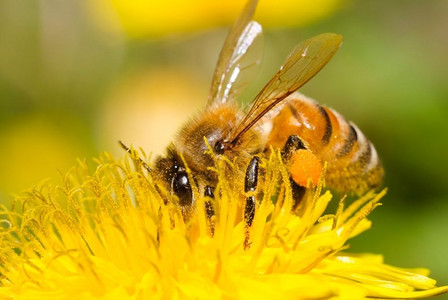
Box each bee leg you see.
[244,156,259,249]
[204,185,215,235]
[244,156,259,225]
[281,135,306,162]
[289,178,306,211]
[245,196,256,227]
[245,156,260,193]
[204,185,215,220]
[281,135,307,210]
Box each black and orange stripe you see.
[266,92,383,194]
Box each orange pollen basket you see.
[290,149,323,187]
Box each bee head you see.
[153,148,194,207]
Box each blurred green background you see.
[1,0,447,294]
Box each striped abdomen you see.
[266,93,384,194]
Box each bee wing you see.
[207,0,263,106]
[230,33,343,143]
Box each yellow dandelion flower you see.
[88,0,345,38]
[0,150,446,299]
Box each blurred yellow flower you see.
[0,150,446,299]
[0,115,90,203]
[88,0,346,38]
[98,68,207,157]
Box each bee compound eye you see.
[172,171,193,206]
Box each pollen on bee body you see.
[290,149,322,187]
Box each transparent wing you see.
[207,0,263,106]
[229,33,343,143]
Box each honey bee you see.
[121,0,384,222]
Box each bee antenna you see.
[118,140,152,173]
[118,140,130,152]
